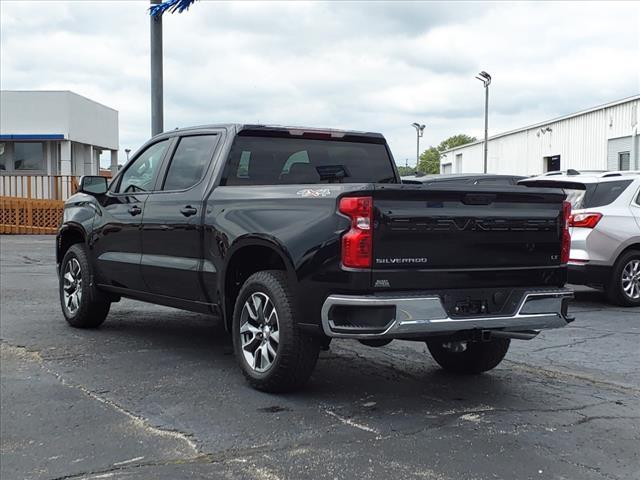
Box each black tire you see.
[426,337,510,374]
[59,244,110,328]
[232,270,320,392]
[606,250,640,307]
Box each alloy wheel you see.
[239,292,280,373]
[63,258,83,315]
[621,259,640,300]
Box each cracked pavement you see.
[1,235,639,479]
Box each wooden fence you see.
[0,175,78,234]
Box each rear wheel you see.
[426,337,510,374]
[232,270,320,392]
[59,244,110,328]
[607,250,640,307]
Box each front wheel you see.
[607,250,640,307]
[232,270,320,392]
[426,337,510,374]
[59,244,110,328]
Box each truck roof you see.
[164,123,386,140]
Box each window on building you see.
[13,142,45,171]
[116,140,170,193]
[162,135,218,191]
[618,152,630,171]
[0,143,9,171]
[544,155,561,173]
[455,153,462,173]
[0,142,47,173]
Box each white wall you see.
[67,92,118,150]
[440,97,639,175]
[1,91,118,150]
[0,91,70,136]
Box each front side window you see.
[162,135,218,191]
[116,140,169,193]
[14,142,44,171]
[223,136,396,186]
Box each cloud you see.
[1,0,638,167]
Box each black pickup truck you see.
[57,124,574,392]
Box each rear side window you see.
[162,135,218,191]
[586,180,633,208]
[222,136,396,185]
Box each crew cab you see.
[57,124,574,392]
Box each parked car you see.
[402,173,526,185]
[57,124,574,392]
[520,171,640,306]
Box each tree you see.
[436,134,476,153]
[396,165,417,176]
[417,147,441,174]
[417,134,476,174]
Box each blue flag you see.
[149,0,198,17]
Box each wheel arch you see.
[221,236,297,331]
[615,242,640,260]
[56,224,88,268]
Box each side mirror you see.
[79,175,108,195]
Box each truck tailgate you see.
[370,184,567,290]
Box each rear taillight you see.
[569,212,602,229]
[561,201,571,264]
[339,196,373,268]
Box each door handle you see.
[180,206,198,217]
[128,205,142,216]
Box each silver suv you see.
[521,171,640,306]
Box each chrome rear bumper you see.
[321,288,574,339]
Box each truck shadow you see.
[89,309,575,421]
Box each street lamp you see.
[411,122,425,165]
[475,71,491,173]
[125,148,131,162]
[150,0,164,136]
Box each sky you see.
[1,0,639,168]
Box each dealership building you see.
[0,90,119,179]
[440,95,639,176]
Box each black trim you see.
[98,284,221,316]
[568,263,611,289]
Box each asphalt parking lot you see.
[1,235,639,480]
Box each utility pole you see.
[475,71,491,173]
[411,122,425,166]
[150,0,164,136]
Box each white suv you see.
[521,171,640,306]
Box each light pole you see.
[475,71,491,173]
[150,0,164,136]
[411,122,425,166]
[125,149,131,162]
